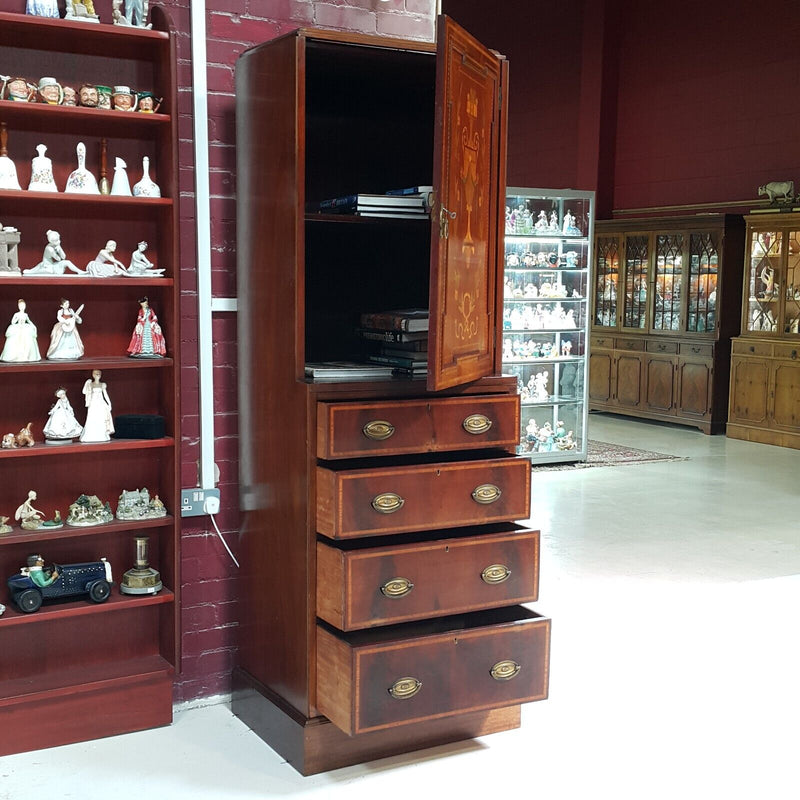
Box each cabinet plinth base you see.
[232,667,522,776]
[589,405,721,435]
[0,671,173,757]
[726,423,800,450]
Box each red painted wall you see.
[612,0,800,212]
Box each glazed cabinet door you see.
[427,15,505,391]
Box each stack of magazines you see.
[358,308,429,376]
[310,186,433,219]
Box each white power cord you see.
[204,496,239,568]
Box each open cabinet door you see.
[427,15,506,392]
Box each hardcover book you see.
[359,309,429,332]
[356,328,429,343]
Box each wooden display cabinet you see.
[0,9,180,756]
[234,18,550,775]
[589,215,744,433]
[727,212,800,448]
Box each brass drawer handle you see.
[371,492,404,514]
[692,346,701,353]
[380,577,414,598]
[490,660,521,681]
[749,346,755,353]
[362,420,395,441]
[481,564,511,584]
[389,677,422,699]
[657,344,666,351]
[472,484,502,504]
[463,413,493,435]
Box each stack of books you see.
[311,186,433,219]
[358,308,429,377]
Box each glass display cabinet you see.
[589,215,744,433]
[503,188,594,462]
[728,211,800,449]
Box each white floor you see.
[3,414,800,799]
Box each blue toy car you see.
[8,558,113,613]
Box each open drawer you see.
[316,606,550,736]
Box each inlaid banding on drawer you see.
[316,528,540,629]
[316,607,551,736]
[316,458,531,538]
[316,395,520,459]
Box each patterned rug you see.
[533,440,688,471]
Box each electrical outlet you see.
[181,488,221,517]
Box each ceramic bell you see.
[111,157,132,196]
[0,124,22,191]
[133,156,161,198]
[65,142,100,195]
[28,144,58,192]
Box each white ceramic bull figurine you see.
[758,181,794,203]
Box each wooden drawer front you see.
[773,343,800,361]
[591,335,613,349]
[732,339,773,357]
[316,395,520,459]
[316,458,531,539]
[317,528,540,630]
[680,342,713,358]
[615,337,646,351]
[317,608,550,736]
[646,340,678,354]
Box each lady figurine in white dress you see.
[1,298,41,362]
[43,388,83,443]
[47,299,85,360]
[80,369,114,442]
[86,240,128,277]
[26,0,60,17]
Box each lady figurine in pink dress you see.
[127,297,165,358]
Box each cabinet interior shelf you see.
[0,356,174,373]
[0,99,170,135]
[504,327,583,334]
[0,436,174,459]
[521,397,582,407]
[0,654,173,708]
[505,356,584,365]
[0,276,174,287]
[0,515,174,547]
[505,268,586,274]
[505,236,588,244]
[0,587,174,629]
[305,213,430,225]
[0,190,172,215]
[505,297,584,304]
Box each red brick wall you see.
[159,0,437,701]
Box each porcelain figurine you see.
[0,516,10,535]
[128,241,164,276]
[0,224,21,274]
[15,490,45,530]
[128,296,166,357]
[513,204,527,234]
[37,77,63,105]
[532,371,549,402]
[503,338,513,360]
[556,429,576,451]
[67,494,113,526]
[133,156,161,197]
[28,144,58,192]
[117,488,167,520]
[112,85,137,111]
[65,0,99,23]
[96,85,112,110]
[25,231,83,276]
[561,340,573,357]
[1,76,35,102]
[112,0,151,27]
[43,388,83,443]
[26,0,60,17]
[1,299,41,362]
[565,251,579,267]
[62,86,78,106]
[137,92,162,113]
[548,211,559,232]
[2,422,34,449]
[759,265,776,297]
[78,84,99,107]
[0,123,22,191]
[562,210,582,236]
[80,370,114,442]
[65,142,100,194]
[86,240,127,276]
[504,206,513,233]
[534,210,549,233]
[47,299,84,360]
[110,157,133,196]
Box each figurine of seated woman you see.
[128,241,165,276]
[24,230,85,276]
[86,240,128,277]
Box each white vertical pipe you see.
[190,0,216,492]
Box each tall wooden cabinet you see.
[234,19,550,775]
[727,212,800,448]
[0,9,180,755]
[589,215,744,433]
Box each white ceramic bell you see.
[65,142,100,195]
[133,156,161,198]
[28,144,58,192]
[110,157,132,196]
[0,123,22,191]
